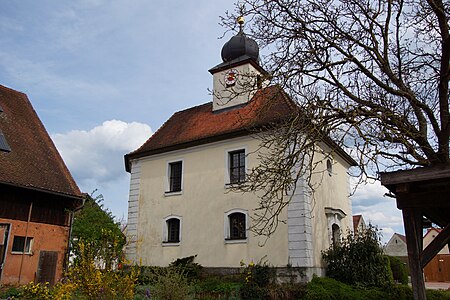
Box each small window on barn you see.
[12,236,33,254]
[0,131,11,152]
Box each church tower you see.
[208,17,267,111]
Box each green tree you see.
[71,191,126,270]
[222,0,450,235]
[322,225,393,287]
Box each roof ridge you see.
[0,84,27,97]
[127,101,212,156]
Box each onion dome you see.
[220,16,259,63]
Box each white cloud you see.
[52,120,152,219]
[350,177,405,243]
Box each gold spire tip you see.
[237,16,245,25]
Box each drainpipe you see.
[18,201,33,284]
[65,196,85,272]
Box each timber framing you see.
[380,164,450,300]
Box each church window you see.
[229,150,245,183]
[163,216,181,244]
[168,161,182,193]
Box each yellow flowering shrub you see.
[19,241,138,300]
[21,282,51,300]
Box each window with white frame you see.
[167,161,182,193]
[163,216,181,244]
[228,149,245,184]
[11,236,33,253]
[325,207,346,247]
[225,210,247,241]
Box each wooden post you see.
[403,207,426,300]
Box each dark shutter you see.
[36,251,58,285]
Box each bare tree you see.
[221,0,449,236]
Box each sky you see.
[0,1,403,243]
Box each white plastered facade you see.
[125,135,353,277]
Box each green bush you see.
[0,286,22,298]
[136,265,164,285]
[387,256,408,284]
[265,283,307,300]
[426,289,450,300]
[150,267,192,300]
[239,260,276,299]
[322,225,393,287]
[169,255,203,281]
[306,277,411,300]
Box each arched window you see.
[224,210,248,242]
[163,216,181,244]
[326,159,333,176]
[229,212,246,240]
[332,224,340,247]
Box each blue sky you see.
[0,1,402,242]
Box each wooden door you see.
[36,251,58,285]
[424,254,450,282]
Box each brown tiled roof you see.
[125,85,357,171]
[395,233,407,244]
[125,86,296,170]
[353,215,362,232]
[0,84,82,199]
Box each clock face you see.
[224,69,238,86]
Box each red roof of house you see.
[125,85,357,171]
[353,215,362,231]
[395,233,407,244]
[0,84,82,199]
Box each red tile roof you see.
[125,86,295,169]
[353,215,362,232]
[125,85,357,171]
[0,84,82,199]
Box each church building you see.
[124,19,357,280]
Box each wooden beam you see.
[421,223,450,268]
[396,192,450,209]
[380,164,450,186]
[403,208,427,300]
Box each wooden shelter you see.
[380,164,450,300]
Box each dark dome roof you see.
[221,31,259,63]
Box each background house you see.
[423,228,450,282]
[384,229,450,282]
[0,84,82,285]
[352,214,366,234]
[384,233,408,257]
[124,25,357,280]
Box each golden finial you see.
[237,16,244,33]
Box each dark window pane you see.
[169,161,182,192]
[0,132,11,152]
[229,213,246,239]
[167,219,180,243]
[229,150,245,183]
[12,236,32,252]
